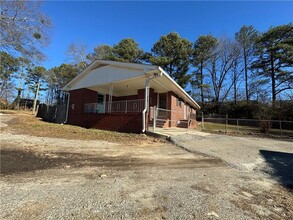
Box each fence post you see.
[279,121,282,136]
[125,100,128,113]
[237,119,239,133]
[201,112,204,130]
[225,114,228,133]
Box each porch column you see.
[144,78,150,113]
[108,83,113,113]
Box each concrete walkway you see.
[148,127,210,138]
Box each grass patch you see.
[196,122,293,137]
[2,112,161,145]
[0,110,29,115]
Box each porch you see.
[64,60,200,133]
[149,106,197,131]
[84,99,145,114]
[79,91,197,132]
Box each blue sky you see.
[42,1,293,69]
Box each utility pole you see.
[33,82,40,115]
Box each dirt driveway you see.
[0,113,292,219]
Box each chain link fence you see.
[200,116,293,137]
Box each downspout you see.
[142,109,147,132]
[142,78,150,133]
[142,70,163,133]
[64,91,70,124]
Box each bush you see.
[259,120,271,134]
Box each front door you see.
[97,93,105,113]
[158,93,167,118]
[159,93,167,109]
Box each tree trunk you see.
[33,82,40,115]
[234,74,237,107]
[270,55,276,104]
[233,61,237,107]
[200,60,204,110]
[244,50,249,106]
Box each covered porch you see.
[64,60,200,133]
[81,70,170,113]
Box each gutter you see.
[158,66,201,109]
[64,92,70,124]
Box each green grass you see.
[197,122,293,137]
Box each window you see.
[97,94,104,104]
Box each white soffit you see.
[69,65,146,90]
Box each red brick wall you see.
[70,112,143,133]
[68,88,97,118]
[68,88,143,133]
[164,91,197,128]
[67,88,196,132]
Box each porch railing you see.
[84,99,145,113]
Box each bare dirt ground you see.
[0,113,292,219]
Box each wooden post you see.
[279,121,282,136]
[237,119,239,133]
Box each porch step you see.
[149,119,167,128]
[176,120,189,128]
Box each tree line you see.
[0,1,292,119]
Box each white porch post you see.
[108,83,113,113]
[145,78,150,113]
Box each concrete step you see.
[176,120,189,128]
[149,119,168,128]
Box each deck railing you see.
[84,99,145,113]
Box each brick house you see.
[63,60,200,133]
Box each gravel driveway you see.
[1,114,293,219]
[171,132,293,187]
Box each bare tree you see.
[0,51,19,101]
[86,44,113,62]
[230,41,243,107]
[0,0,51,61]
[206,37,241,112]
[66,41,88,70]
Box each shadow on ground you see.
[259,150,293,189]
[0,149,225,176]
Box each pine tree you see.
[192,35,218,109]
[252,23,293,103]
[149,32,193,88]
